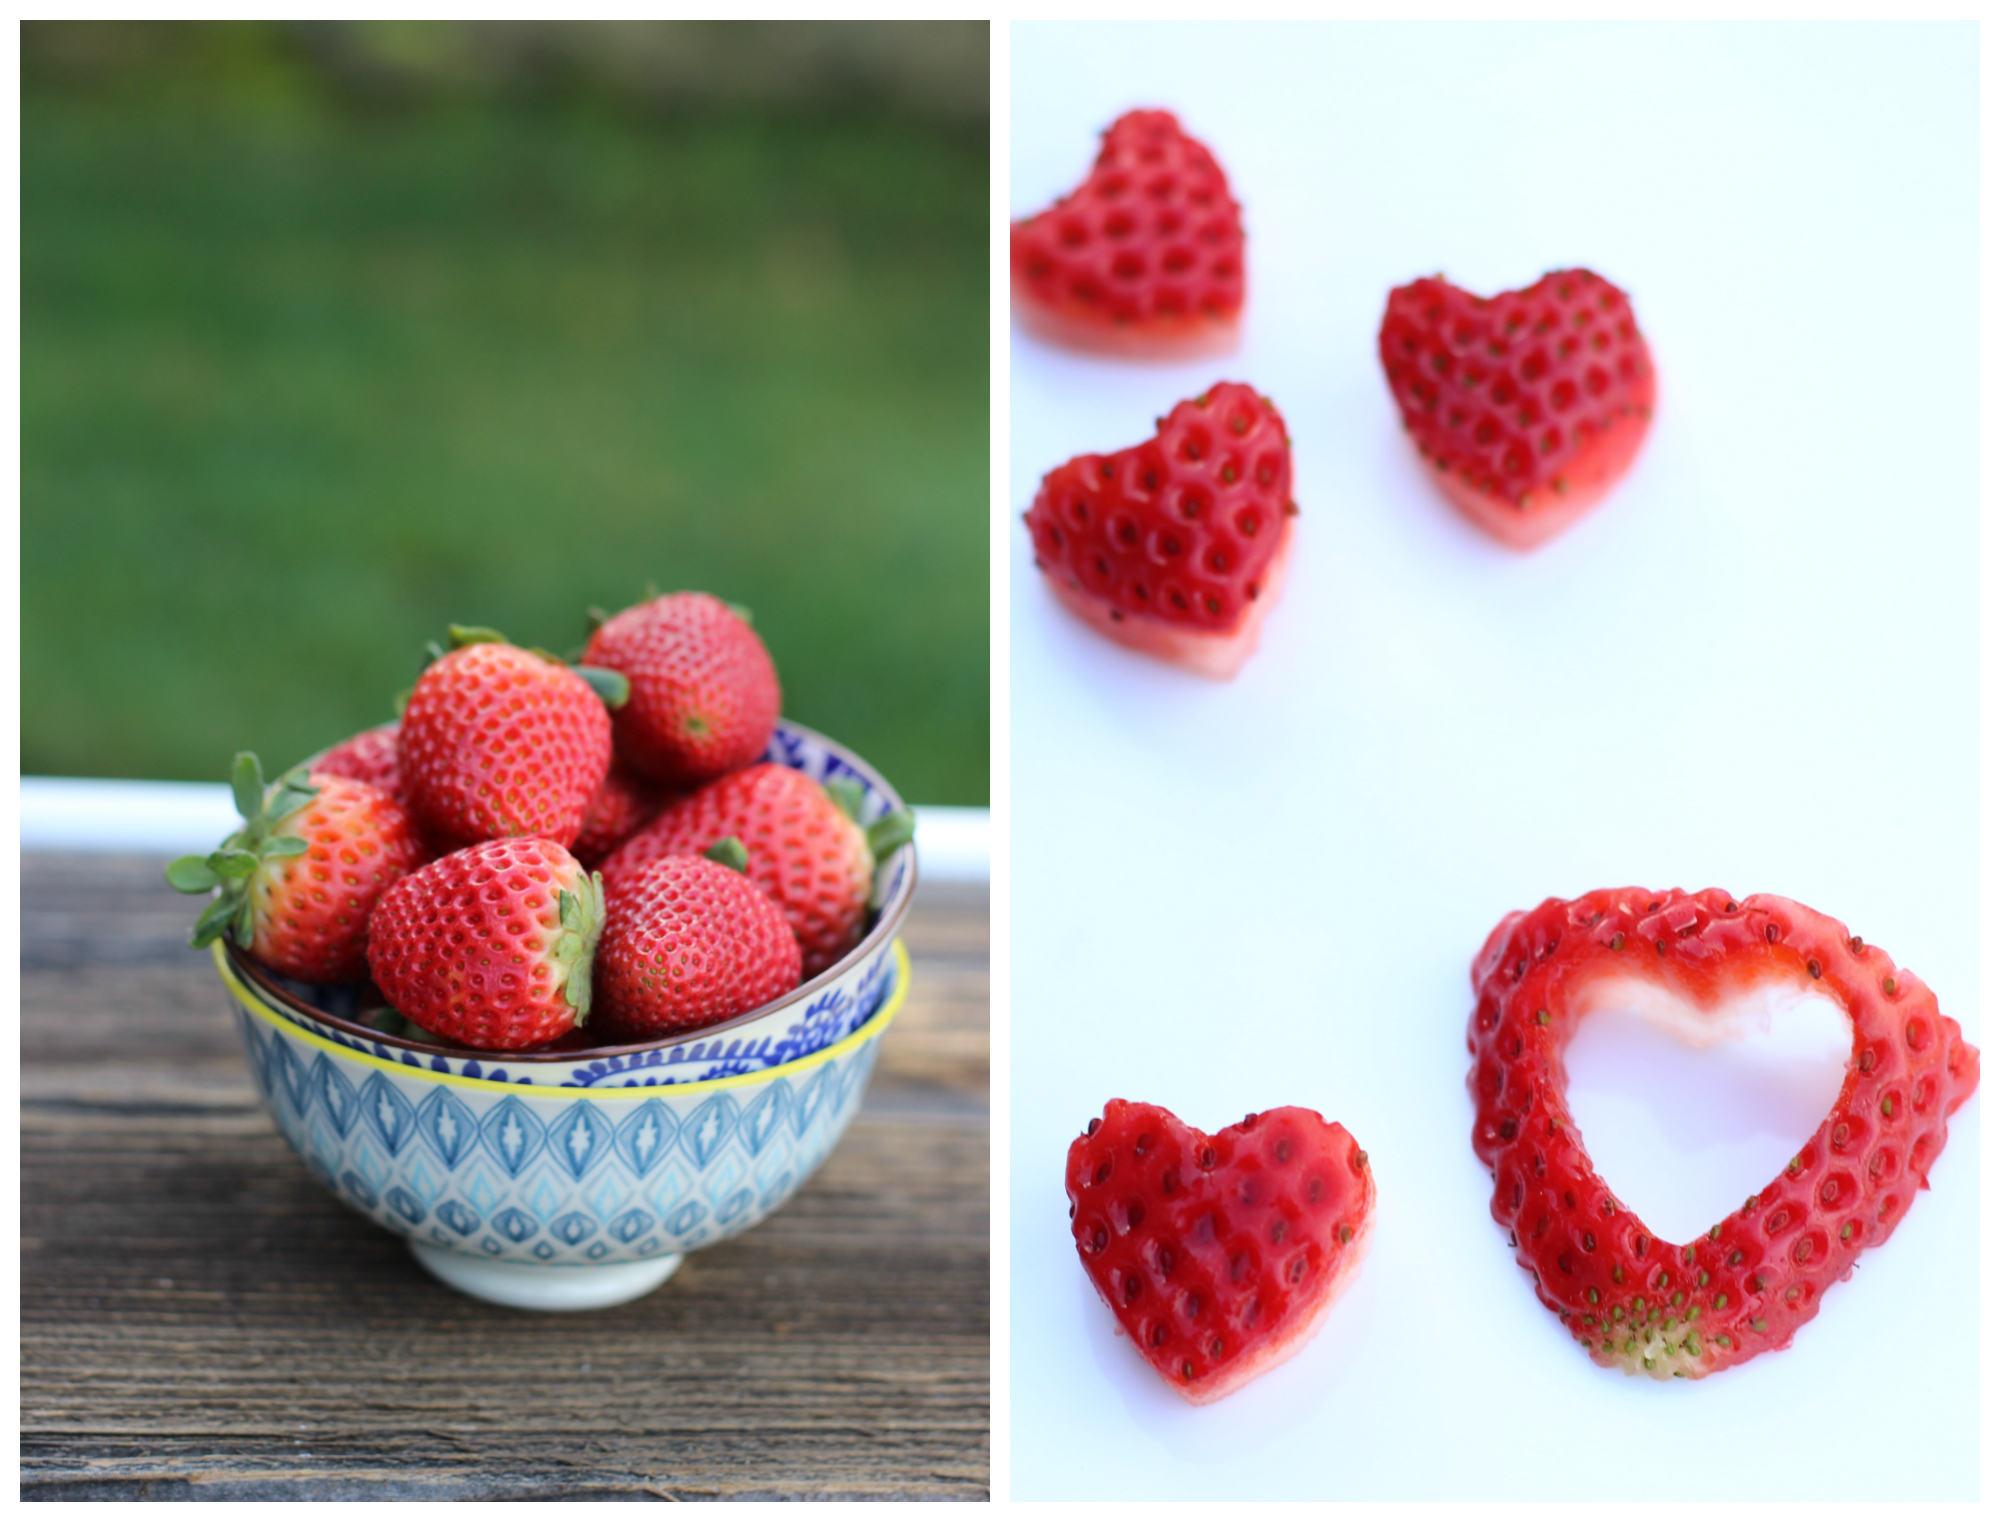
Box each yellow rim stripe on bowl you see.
[217,938,910,1098]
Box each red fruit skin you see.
[572,762,674,869]
[1068,1101,1376,1405]
[314,722,404,804]
[1379,269,1656,550]
[600,763,872,980]
[1023,382,1296,680]
[366,838,598,1052]
[582,593,781,788]
[399,643,612,853]
[1469,888,1980,1379]
[595,854,803,1040]
[247,774,423,983]
[1012,109,1246,360]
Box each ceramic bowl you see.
[215,718,917,1310]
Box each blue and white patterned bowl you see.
[217,718,917,1309]
[222,938,907,1309]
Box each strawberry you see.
[1012,109,1245,359]
[581,592,781,787]
[1378,269,1656,550]
[1023,382,1295,680]
[1469,887,1980,1379]
[398,629,614,853]
[1068,1100,1375,1405]
[314,721,404,804]
[166,753,422,984]
[572,760,675,870]
[365,837,605,1051]
[600,763,912,979]
[595,849,803,1040]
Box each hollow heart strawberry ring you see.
[1467,887,1979,1379]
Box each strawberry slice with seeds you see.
[1379,269,1656,549]
[1468,888,1979,1378]
[1068,1100,1375,1404]
[1012,109,1245,360]
[1023,382,1296,679]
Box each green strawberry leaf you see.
[264,836,310,859]
[703,836,749,874]
[573,665,631,709]
[447,624,508,649]
[823,777,865,824]
[726,601,754,626]
[165,856,220,893]
[230,753,266,822]
[558,888,583,935]
[230,896,257,950]
[866,808,916,862]
[189,892,239,948]
[208,849,261,879]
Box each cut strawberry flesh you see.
[1024,381,1296,680]
[1068,1101,1375,1404]
[1380,269,1655,549]
[1468,888,1980,1378]
[1012,109,1245,360]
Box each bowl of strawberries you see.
[171,593,917,1311]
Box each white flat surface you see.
[17,778,990,883]
[1007,22,1978,1501]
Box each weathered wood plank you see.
[21,851,989,1501]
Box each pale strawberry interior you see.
[1562,970,1852,1245]
[1042,517,1294,682]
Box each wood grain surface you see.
[20,852,989,1501]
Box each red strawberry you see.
[1469,888,1980,1379]
[398,630,613,853]
[366,837,605,1052]
[572,760,674,869]
[581,592,780,788]
[600,763,912,980]
[167,753,422,983]
[1023,382,1295,680]
[314,722,403,803]
[1012,109,1245,360]
[1378,269,1656,550]
[595,851,803,1040]
[1068,1100,1376,1405]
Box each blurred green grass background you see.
[21,22,989,804]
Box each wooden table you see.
[20,852,989,1501]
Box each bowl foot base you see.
[409,1240,684,1311]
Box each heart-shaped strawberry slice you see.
[1067,1100,1375,1404]
[1379,269,1656,549]
[1023,382,1295,680]
[1469,888,1980,1379]
[1012,109,1245,360]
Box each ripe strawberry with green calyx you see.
[600,762,913,979]
[398,626,623,853]
[581,592,781,788]
[166,752,422,983]
[1469,887,1980,1379]
[595,848,803,1040]
[1379,268,1656,550]
[366,837,606,1052]
[1012,109,1245,360]
[1068,1100,1376,1404]
[1024,382,1296,680]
